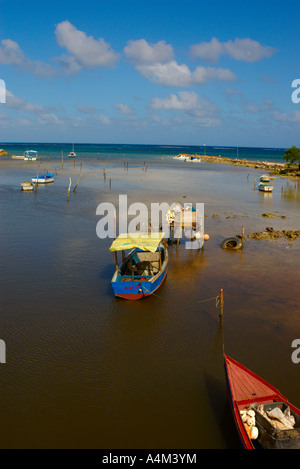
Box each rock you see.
[247,228,300,241]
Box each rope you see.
[150,291,220,306]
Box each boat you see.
[165,203,207,248]
[20,180,34,191]
[258,182,273,192]
[224,354,300,449]
[109,232,168,300]
[31,173,55,184]
[258,174,276,192]
[68,144,76,158]
[185,155,201,162]
[173,154,188,160]
[0,149,9,156]
[11,154,25,160]
[172,153,201,162]
[24,150,38,161]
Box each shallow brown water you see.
[0,158,300,449]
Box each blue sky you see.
[0,0,300,147]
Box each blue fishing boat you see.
[109,232,168,300]
[32,173,55,184]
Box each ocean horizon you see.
[0,142,286,164]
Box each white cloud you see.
[190,37,276,63]
[0,39,59,77]
[152,91,204,111]
[190,37,223,63]
[37,113,63,125]
[77,104,98,114]
[5,90,48,113]
[0,22,121,77]
[0,39,26,66]
[55,20,120,71]
[151,91,220,127]
[124,39,174,65]
[124,39,236,87]
[273,110,300,124]
[95,114,111,125]
[137,60,236,86]
[114,103,134,114]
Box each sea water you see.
[0,150,299,449]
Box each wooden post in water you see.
[67,177,72,201]
[73,170,82,193]
[219,288,224,319]
[61,150,64,168]
[242,225,245,246]
[35,168,38,192]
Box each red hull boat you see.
[224,354,300,449]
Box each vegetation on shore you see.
[283,145,300,170]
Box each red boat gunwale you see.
[224,354,300,449]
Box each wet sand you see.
[1,157,300,449]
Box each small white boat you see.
[68,144,76,158]
[258,183,273,192]
[21,180,34,191]
[12,154,25,160]
[32,173,55,184]
[173,154,201,162]
[258,174,276,192]
[173,154,188,160]
[24,150,38,161]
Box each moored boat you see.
[24,150,38,161]
[68,144,76,158]
[258,182,273,192]
[258,174,276,192]
[32,173,55,184]
[109,232,168,300]
[224,354,300,449]
[21,180,34,191]
[173,153,201,162]
[12,154,25,160]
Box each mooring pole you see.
[219,288,224,319]
[67,177,71,201]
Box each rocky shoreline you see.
[246,226,300,241]
[199,154,300,178]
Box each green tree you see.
[283,145,300,169]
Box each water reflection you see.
[281,180,300,202]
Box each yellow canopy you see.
[109,232,165,253]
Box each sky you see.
[0,0,300,147]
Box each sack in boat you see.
[267,407,294,429]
